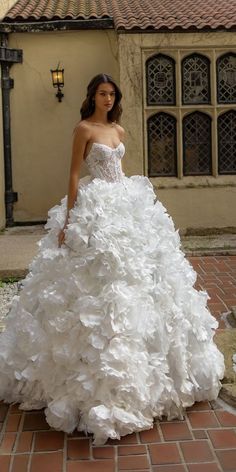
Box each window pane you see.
[182,54,210,104]
[217,53,236,104]
[183,112,212,175]
[148,113,177,176]
[146,54,176,105]
[218,111,236,174]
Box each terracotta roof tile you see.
[3,0,236,30]
[114,0,236,30]
[4,0,112,21]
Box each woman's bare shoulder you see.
[73,120,92,139]
[114,123,125,142]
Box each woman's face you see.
[94,82,116,113]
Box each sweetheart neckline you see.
[85,141,124,161]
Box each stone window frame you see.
[143,47,236,187]
[183,111,212,176]
[182,53,211,105]
[217,52,236,104]
[146,53,176,106]
[147,112,178,177]
[218,109,236,174]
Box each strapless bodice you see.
[85,142,125,182]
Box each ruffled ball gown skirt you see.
[0,142,224,445]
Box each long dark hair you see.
[80,73,122,123]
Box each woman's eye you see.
[98,92,115,97]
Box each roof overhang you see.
[0,18,114,33]
[0,19,235,34]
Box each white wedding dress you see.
[0,142,224,445]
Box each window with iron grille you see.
[218,110,236,174]
[182,53,210,104]
[146,54,176,105]
[183,112,212,175]
[147,113,177,177]
[145,48,236,178]
[217,53,236,104]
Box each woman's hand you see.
[58,225,67,248]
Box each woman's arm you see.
[58,122,90,247]
[116,124,125,173]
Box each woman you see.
[58,73,124,248]
[0,73,224,445]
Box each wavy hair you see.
[80,73,122,123]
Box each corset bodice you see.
[85,142,125,182]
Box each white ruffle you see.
[0,175,225,445]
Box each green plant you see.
[0,276,21,285]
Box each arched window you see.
[147,112,177,176]
[146,54,176,105]
[182,53,210,104]
[217,53,236,103]
[183,112,212,175]
[218,111,236,174]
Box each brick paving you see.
[0,255,236,472]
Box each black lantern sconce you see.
[50,64,64,102]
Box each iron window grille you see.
[146,54,176,106]
[182,53,211,105]
[147,112,177,177]
[218,110,236,174]
[217,53,236,104]
[183,112,212,175]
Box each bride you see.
[58,73,124,248]
[0,73,225,445]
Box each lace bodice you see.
[85,142,125,182]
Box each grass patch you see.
[0,276,21,286]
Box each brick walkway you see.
[0,255,236,472]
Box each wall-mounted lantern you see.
[50,64,64,102]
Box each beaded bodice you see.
[85,142,125,182]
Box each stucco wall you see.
[119,31,236,231]
[7,30,119,222]
[0,1,17,20]
[153,185,236,231]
